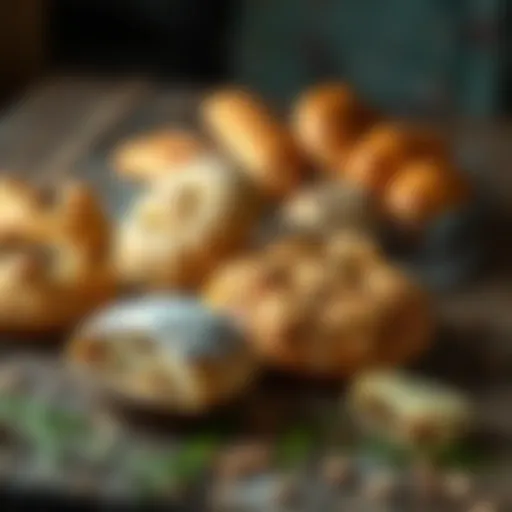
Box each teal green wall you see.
[231,0,503,117]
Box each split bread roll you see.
[114,156,260,291]
[201,88,304,200]
[67,296,259,414]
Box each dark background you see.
[1,0,512,116]
[50,0,234,82]
[49,0,512,117]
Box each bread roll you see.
[292,83,375,171]
[342,123,449,197]
[383,160,470,230]
[67,296,258,414]
[111,129,206,182]
[0,178,114,333]
[201,88,304,199]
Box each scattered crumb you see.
[320,454,354,487]
[274,473,301,508]
[442,471,473,501]
[362,470,398,502]
[410,460,441,497]
[214,442,272,480]
[210,472,298,511]
[468,500,498,512]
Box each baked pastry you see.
[0,178,114,333]
[292,83,375,170]
[111,128,206,182]
[279,182,378,237]
[204,232,431,378]
[0,177,50,235]
[349,370,473,448]
[201,88,304,199]
[383,160,471,230]
[67,296,258,414]
[115,156,260,290]
[342,123,449,197]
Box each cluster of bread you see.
[200,84,470,229]
[1,83,466,415]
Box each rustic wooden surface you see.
[1,74,512,506]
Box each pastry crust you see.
[383,159,471,230]
[342,123,449,197]
[292,83,375,170]
[204,232,431,379]
[201,88,304,199]
[0,178,115,334]
[115,156,260,291]
[67,297,258,414]
[111,129,206,182]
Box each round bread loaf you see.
[204,232,432,379]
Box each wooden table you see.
[1,74,512,506]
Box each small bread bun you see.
[201,88,304,199]
[383,160,471,230]
[342,123,449,197]
[111,129,206,182]
[292,83,375,170]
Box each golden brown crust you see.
[201,88,304,199]
[341,123,449,197]
[292,83,375,171]
[204,232,431,379]
[382,159,471,230]
[111,129,206,182]
[0,178,115,334]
